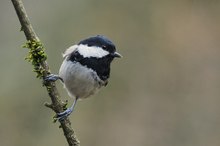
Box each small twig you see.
[11,0,80,145]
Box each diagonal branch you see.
[11,0,80,145]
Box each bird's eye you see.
[102,45,107,49]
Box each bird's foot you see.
[55,107,73,122]
[44,74,63,82]
[54,98,78,122]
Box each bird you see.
[45,35,122,121]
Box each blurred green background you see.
[1,0,220,146]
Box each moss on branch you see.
[23,40,48,78]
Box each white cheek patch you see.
[77,44,109,58]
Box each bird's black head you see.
[79,35,115,53]
[78,35,122,58]
[69,35,122,81]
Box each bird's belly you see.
[65,76,101,99]
[59,61,102,99]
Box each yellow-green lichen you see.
[23,40,47,79]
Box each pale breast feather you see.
[62,45,78,58]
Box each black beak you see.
[112,52,122,58]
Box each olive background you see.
[1,0,220,146]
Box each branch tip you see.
[44,102,53,109]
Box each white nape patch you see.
[62,45,78,58]
[77,44,109,58]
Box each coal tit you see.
[46,35,122,120]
